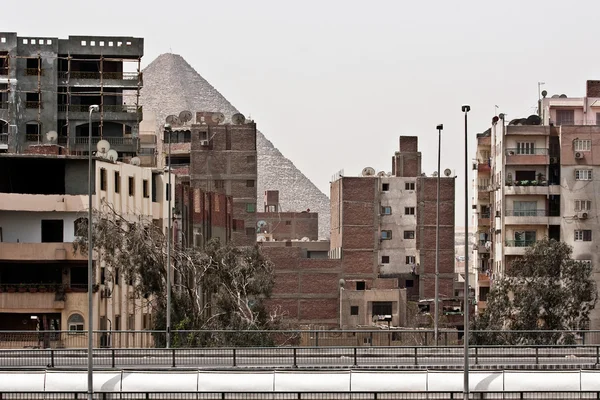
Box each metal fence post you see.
[293,348,297,368]
[353,347,358,367]
[50,349,54,368]
[414,347,418,366]
[233,348,237,367]
[172,348,176,368]
[596,345,599,366]
[315,332,319,347]
[474,347,478,365]
[535,347,539,365]
[111,349,115,368]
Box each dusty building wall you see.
[255,211,318,241]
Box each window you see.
[405,182,415,190]
[350,306,359,316]
[128,177,135,196]
[68,313,84,332]
[114,171,120,193]
[372,302,392,316]
[246,203,255,213]
[143,314,151,330]
[101,267,106,285]
[575,230,592,242]
[381,256,390,264]
[405,207,415,215]
[574,139,591,151]
[74,217,87,236]
[246,180,255,188]
[575,200,592,211]
[382,183,389,191]
[575,170,592,181]
[41,219,63,242]
[356,281,365,290]
[246,155,256,163]
[556,109,574,125]
[514,230,536,246]
[381,206,392,215]
[597,113,600,126]
[516,142,535,155]
[114,315,121,331]
[245,227,255,236]
[165,183,171,201]
[285,220,292,225]
[512,201,537,216]
[404,231,415,239]
[143,179,149,198]
[214,180,224,189]
[100,168,107,191]
[128,314,135,330]
[405,279,414,288]
[406,256,416,264]
[381,230,392,240]
[114,268,120,285]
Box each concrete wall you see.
[0,211,80,243]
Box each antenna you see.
[107,149,118,162]
[444,168,452,177]
[97,139,110,153]
[362,167,376,176]
[231,113,246,125]
[46,131,58,143]
[130,157,141,166]
[165,115,181,126]
[179,110,193,124]
[211,112,225,124]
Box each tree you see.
[472,238,597,345]
[73,200,286,347]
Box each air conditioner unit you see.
[575,152,584,159]
[577,212,588,220]
[550,157,558,164]
[199,140,209,146]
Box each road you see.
[0,346,598,369]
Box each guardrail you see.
[1,345,599,369]
[505,148,548,155]
[505,209,547,217]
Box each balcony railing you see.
[505,239,537,247]
[505,209,546,217]
[505,148,548,156]
[72,137,138,146]
[25,134,42,142]
[0,134,8,146]
[25,101,41,109]
[58,104,141,113]
[479,211,491,219]
[57,71,141,80]
[24,68,43,76]
[551,119,600,126]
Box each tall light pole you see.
[434,124,443,346]
[87,104,99,400]
[164,123,172,349]
[461,104,471,400]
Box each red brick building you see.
[256,190,319,241]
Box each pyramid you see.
[138,53,330,239]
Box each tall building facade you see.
[473,80,600,331]
[0,33,145,159]
[0,152,171,348]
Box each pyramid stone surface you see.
[138,54,331,238]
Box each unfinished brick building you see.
[256,190,319,241]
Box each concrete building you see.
[256,190,319,242]
[0,32,147,160]
[473,80,600,330]
[0,152,171,348]
[158,111,257,246]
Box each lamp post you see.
[164,123,172,349]
[461,104,471,400]
[87,104,99,400]
[434,124,443,346]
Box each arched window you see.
[67,313,84,331]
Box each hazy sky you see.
[5,0,600,225]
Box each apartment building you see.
[0,32,149,160]
[0,151,171,348]
[160,111,257,246]
[256,190,319,242]
[473,80,600,330]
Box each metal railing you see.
[24,68,43,76]
[0,134,8,144]
[0,344,600,370]
[58,71,141,80]
[72,137,138,146]
[505,239,537,247]
[0,101,7,109]
[551,119,600,126]
[478,211,490,219]
[25,101,41,109]
[25,134,41,142]
[505,209,547,217]
[6,392,600,399]
[58,104,141,113]
[505,148,548,155]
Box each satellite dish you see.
[301,237,310,242]
[211,112,225,124]
[46,131,58,143]
[559,94,567,98]
[97,139,110,153]
[386,172,392,177]
[165,115,181,126]
[541,90,548,98]
[432,171,438,177]
[256,234,267,242]
[257,220,268,229]
[179,110,193,124]
[107,149,118,162]
[444,168,452,177]
[130,157,141,166]
[231,113,246,125]
[362,167,376,176]
[377,171,386,177]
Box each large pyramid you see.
[138,53,330,238]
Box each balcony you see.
[505,182,561,196]
[477,162,491,173]
[57,71,142,88]
[68,136,139,153]
[504,239,537,255]
[0,291,65,311]
[58,104,141,122]
[0,243,86,262]
[504,209,559,225]
[0,193,87,212]
[505,148,549,165]
[477,240,490,254]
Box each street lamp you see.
[461,104,471,400]
[434,124,443,346]
[164,123,172,349]
[87,104,99,400]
